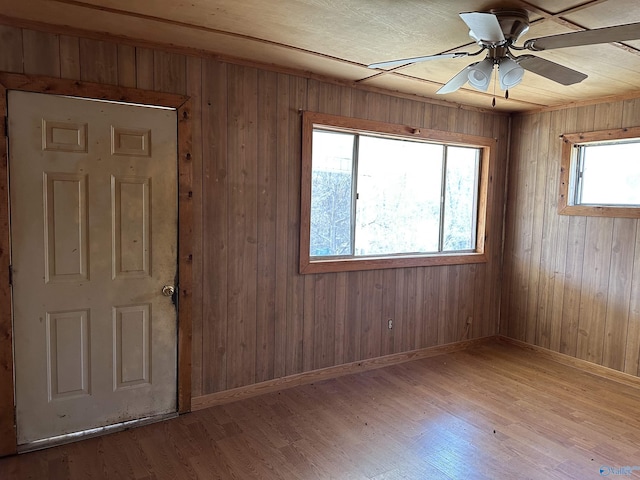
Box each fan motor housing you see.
[488,9,530,44]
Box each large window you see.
[300,112,495,274]
[559,127,640,218]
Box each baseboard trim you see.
[192,336,496,411]
[497,336,640,390]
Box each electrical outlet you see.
[388,319,393,329]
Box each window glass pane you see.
[310,130,354,256]
[443,146,479,251]
[355,136,442,256]
[580,142,640,205]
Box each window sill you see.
[558,204,640,218]
[299,252,488,274]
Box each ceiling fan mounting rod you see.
[487,46,509,59]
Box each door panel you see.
[9,90,178,445]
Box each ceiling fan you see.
[368,9,640,96]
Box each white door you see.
[9,90,178,445]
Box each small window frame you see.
[300,111,496,274]
[559,126,640,218]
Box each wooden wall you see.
[0,23,509,399]
[501,99,640,376]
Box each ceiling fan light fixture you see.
[499,58,524,90]
[467,58,494,91]
[369,9,640,98]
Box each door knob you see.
[162,285,175,297]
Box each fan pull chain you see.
[492,65,497,107]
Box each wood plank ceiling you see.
[1,0,640,112]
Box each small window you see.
[559,127,640,218]
[300,112,495,274]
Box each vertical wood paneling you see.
[557,107,585,357]
[446,266,461,342]
[187,55,204,397]
[334,272,348,365]
[59,36,80,80]
[576,216,613,364]
[117,45,136,88]
[78,38,117,84]
[226,64,258,389]
[380,269,396,355]
[0,25,24,73]
[314,274,336,369]
[484,115,507,339]
[422,267,439,346]
[135,47,154,90]
[574,103,617,365]
[539,109,569,351]
[457,266,474,341]
[393,271,407,352]
[500,118,520,338]
[346,272,363,363]
[255,70,278,382]
[22,30,60,76]
[154,51,186,94]
[284,75,306,376]
[625,222,640,375]
[560,215,587,356]
[302,273,315,372]
[202,59,228,393]
[273,73,290,379]
[504,97,640,378]
[512,115,538,341]
[524,112,551,344]
[531,112,552,346]
[303,78,320,373]
[437,268,450,345]
[622,99,640,375]
[602,218,635,370]
[4,24,510,406]
[403,269,418,349]
[362,93,388,359]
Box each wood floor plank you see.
[3,340,640,479]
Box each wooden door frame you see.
[0,72,193,457]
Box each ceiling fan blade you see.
[368,52,470,69]
[525,22,640,51]
[436,65,472,94]
[518,55,587,85]
[459,12,505,43]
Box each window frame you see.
[559,126,640,218]
[300,111,496,274]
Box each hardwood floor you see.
[2,339,640,479]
